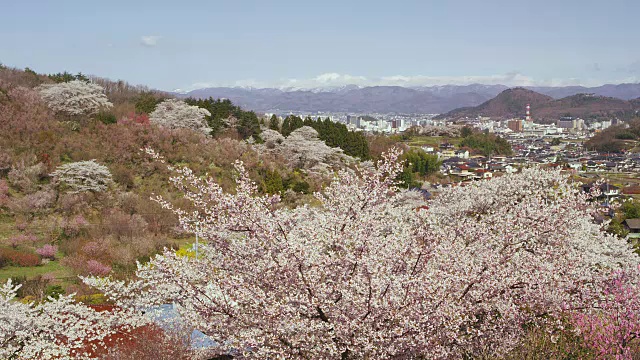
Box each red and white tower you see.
[525,104,532,123]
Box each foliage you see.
[268,114,280,131]
[502,321,593,359]
[7,160,46,194]
[51,160,113,193]
[395,148,441,188]
[258,127,352,173]
[96,111,117,125]
[37,80,113,117]
[609,218,630,238]
[621,199,640,219]
[0,248,41,267]
[278,115,369,159]
[460,132,513,156]
[403,148,442,176]
[282,171,311,194]
[134,91,164,114]
[47,71,90,84]
[7,189,56,215]
[261,169,285,195]
[85,149,638,359]
[551,138,562,146]
[149,99,212,134]
[117,112,150,126]
[396,166,421,189]
[572,270,640,359]
[586,120,640,153]
[36,245,58,260]
[366,134,403,160]
[62,215,89,238]
[616,131,636,140]
[85,259,112,276]
[460,125,474,138]
[7,233,37,249]
[185,97,261,139]
[44,284,65,299]
[0,279,144,359]
[0,179,8,207]
[406,124,466,137]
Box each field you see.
[0,259,73,282]
[405,136,462,147]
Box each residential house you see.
[624,218,640,241]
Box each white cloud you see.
[181,72,626,91]
[140,35,161,47]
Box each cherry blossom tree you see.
[149,99,211,134]
[0,279,144,359]
[572,269,640,359]
[83,148,640,359]
[257,126,352,173]
[36,244,58,260]
[51,160,113,193]
[37,80,113,117]
[406,124,464,137]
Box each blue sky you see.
[1,0,639,90]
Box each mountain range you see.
[178,83,640,115]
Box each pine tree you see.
[269,114,280,131]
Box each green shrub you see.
[96,111,117,125]
[44,285,65,300]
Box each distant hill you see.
[437,89,640,122]
[534,94,636,121]
[530,83,640,100]
[436,88,553,120]
[180,83,640,114]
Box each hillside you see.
[436,88,553,119]
[438,88,640,122]
[585,118,640,152]
[0,66,366,302]
[535,94,637,121]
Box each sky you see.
[1,0,639,91]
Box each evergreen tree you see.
[281,116,292,136]
[184,97,261,139]
[262,169,284,195]
[236,111,261,139]
[269,114,280,131]
[135,91,163,114]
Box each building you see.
[557,117,585,130]
[346,115,360,127]
[557,117,575,129]
[624,219,640,240]
[507,119,523,132]
[455,150,470,159]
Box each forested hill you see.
[436,88,552,120]
[437,88,640,122]
[585,119,640,152]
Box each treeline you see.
[185,97,261,139]
[131,93,261,139]
[397,148,442,188]
[273,115,369,159]
[460,131,513,156]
